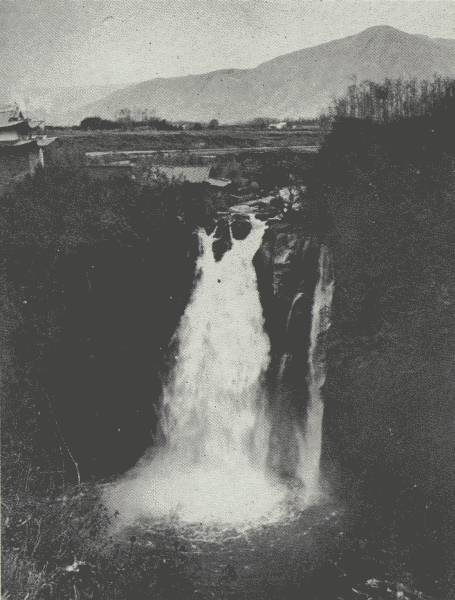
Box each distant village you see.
[0,102,319,197]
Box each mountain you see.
[79,26,455,123]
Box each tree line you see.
[79,112,180,131]
[322,75,455,124]
[79,109,221,132]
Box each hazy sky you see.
[1,0,455,90]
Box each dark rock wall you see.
[319,164,455,493]
[47,225,198,477]
[312,143,455,588]
[255,222,321,477]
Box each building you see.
[205,177,232,188]
[0,103,56,194]
[148,165,212,183]
[85,150,232,187]
[85,148,235,189]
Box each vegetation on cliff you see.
[312,78,455,596]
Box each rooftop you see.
[0,102,27,128]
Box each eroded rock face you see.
[231,215,252,240]
[261,222,330,480]
[255,222,320,340]
[211,214,253,261]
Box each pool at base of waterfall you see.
[103,458,325,532]
[100,500,437,600]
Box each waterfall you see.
[160,218,271,468]
[106,216,287,526]
[278,291,304,380]
[105,222,334,528]
[296,245,334,501]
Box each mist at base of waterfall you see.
[103,452,315,532]
[104,217,333,531]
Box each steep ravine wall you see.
[255,220,322,478]
[257,164,455,588]
[318,172,455,491]
[312,146,455,592]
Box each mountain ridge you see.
[73,26,455,123]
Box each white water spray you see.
[296,245,334,501]
[278,291,304,380]
[106,217,287,526]
[105,222,334,528]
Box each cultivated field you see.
[45,126,322,156]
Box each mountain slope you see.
[82,26,455,123]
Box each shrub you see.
[79,117,118,131]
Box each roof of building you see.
[0,136,57,150]
[0,103,28,129]
[206,177,232,188]
[36,136,57,147]
[12,139,36,147]
[151,165,212,183]
[0,120,29,130]
[0,139,37,152]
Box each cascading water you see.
[278,291,304,379]
[105,217,287,526]
[296,245,334,501]
[105,219,334,528]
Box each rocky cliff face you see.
[308,123,455,595]
[315,150,455,496]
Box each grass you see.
[3,483,108,599]
[2,471,235,600]
[2,479,193,600]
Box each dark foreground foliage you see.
[2,483,204,600]
[312,83,455,598]
[1,167,225,486]
[0,168,218,598]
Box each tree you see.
[323,75,455,125]
[208,119,219,129]
[248,117,276,129]
[79,116,118,130]
[116,108,132,130]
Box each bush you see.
[79,117,118,131]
